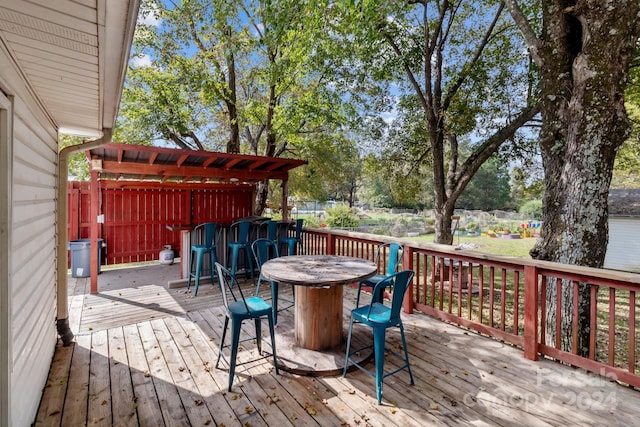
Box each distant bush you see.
[519,199,543,219]
[465,221,479,230]
[326,204,360,228]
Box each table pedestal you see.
[273,294,372,376]
[294,285,343,350]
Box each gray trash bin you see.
[69,238,103,278]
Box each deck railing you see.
[301,227,640,389]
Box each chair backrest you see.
[370,270,415,321]
[215,262,249,312]
[291,218,304,239]
[374,242,403,276]
[229,220,252,244]
[251,238,279,270]
[192,222,218,249]
[260,220,278,241]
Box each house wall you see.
[0,44,59,426]
[604,217,640,273]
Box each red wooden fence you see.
[67,181,254,264]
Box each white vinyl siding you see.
[0,45,58,426]
[604,218,640,273]
[0,84,12,427]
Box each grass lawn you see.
[412,233,537,258]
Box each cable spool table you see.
[261,255,377,375]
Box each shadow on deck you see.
[35,263,640,426]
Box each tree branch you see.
[381,31,429,112]
[504,0,544,67]
[442,2,505,111]
[449,102,541,201]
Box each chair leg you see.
[254,318,262,354]
[209,250,216,283]
[194,251,203,296]
[373,326,386,404]
[228,318,243,392]
[267,313,279,375]
[187,250,195,290]
[243,247,254,283]
[215,316,229,369]
[399,321,414,385]
[228,247,239,279]
[271,282,278,325]
[342,318,356,377]
[355,282,364,308]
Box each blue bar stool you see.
[214,263,279,391]
[279,218,304,256]
[187,222,218,296]
[252,238,294,325]
[226,219,255,283]
[343,270,415,404]
[355,242,404,308]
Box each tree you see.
[457,156,512,210]
[357,154,396,209]
[506,0,640,355]
[117,0,360,214]
[611,70,640,188]
[287,132,361,205]
[337,0,540,244]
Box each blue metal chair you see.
[279,218,304,255]
[226,219,255,283]
[259,219,278,242]
[214,262,279,391]
[343,270,415,404]
[251,238,294,325]
[187,222,219,296]
[355,242,404,307]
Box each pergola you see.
[81,142,307,291]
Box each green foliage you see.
[457,155,512,210]
[325,204,360,228]
[289,134,361,204]
[519,199,543,220]
[60,134,90,180]
[116,0,362,208]
[510,165,545,207]
[612,99,640,188]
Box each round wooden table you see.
[261,255,377,375]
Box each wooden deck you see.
[35,263,640,426]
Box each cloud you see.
[131,54,153,68]
[137,2,161,27]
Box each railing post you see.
[326,232,336,255]
[402,246,414,314]
[523,264,539,361]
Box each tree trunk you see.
[254,180,269,216]
[509,0,640,355]
[225,27,240,154]
[434,202,455,245]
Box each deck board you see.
[33,264,640,426]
